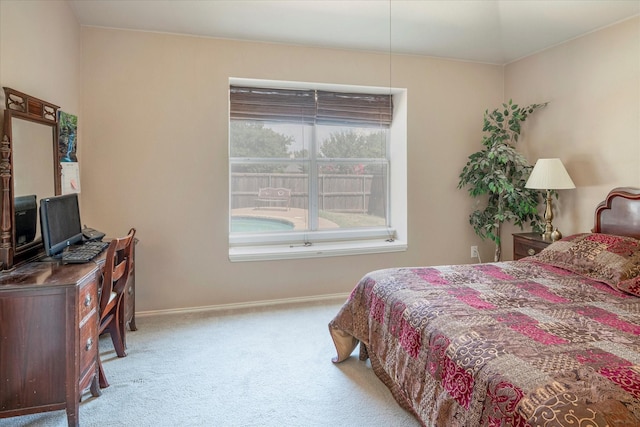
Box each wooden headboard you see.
[593,187,640,239]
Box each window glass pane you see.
[230,162,309,233]
[317,125,387,159]
[317,162,388,230]
[230,119,312,234]
[230,120,310,159]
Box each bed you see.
[329,187,640,426]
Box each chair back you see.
[99,229,136,318]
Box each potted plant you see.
[458,100,547,261]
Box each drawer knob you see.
[527,248,536,256]
[84,294,92,307]
[86,338,93,351]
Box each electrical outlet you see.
[470,245,479,258]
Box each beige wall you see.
[79,28,503,312]
[0,0,80,118]
[5,2,636,313]
[503,17,640,258]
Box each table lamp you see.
[525,158,575,241]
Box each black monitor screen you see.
[40,194,83,257]
[15,195,37,247]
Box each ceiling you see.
[69,0,640,64]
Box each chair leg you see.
[98,355,110,388]
[108,321,127,358]
[108,303,127,358]
[98,311,125,388]
[117,297,128,351]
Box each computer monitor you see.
[15,195,37,247]
[40,194,83,257]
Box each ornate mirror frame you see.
[1,87,61,269]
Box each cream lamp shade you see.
[525,158,575,190]
[525,158,575,241]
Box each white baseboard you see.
[136,292,350,317]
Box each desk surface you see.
[0,253,105,290]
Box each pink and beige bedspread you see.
[329,259,640,426]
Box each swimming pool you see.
[231,216,295,232]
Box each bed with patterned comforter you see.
[329,232,640,426]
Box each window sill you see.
[229,239,407,262]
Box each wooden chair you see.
[97,228,136,388]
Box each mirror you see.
[1,88,61,269]
[13,119,56,245]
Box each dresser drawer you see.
[513,233,552,260]
[78,279,98,321]
[514,239,548,257]
[78,269,99,376]
[79,312,98,374]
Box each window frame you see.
[228,78,407,262]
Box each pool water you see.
[231,216,295,232]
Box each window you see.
[229,80,407,261]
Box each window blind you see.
[230,86,393,127]
[229,86,316,124]
[316,91,393,127]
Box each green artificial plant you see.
[458,100,547,262]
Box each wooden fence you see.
[231,173,386,215]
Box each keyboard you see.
[61,241,110,263]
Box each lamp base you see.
[542,189,555,242]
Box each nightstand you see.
[513,232,553,260]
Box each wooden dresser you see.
[0,259,103,427]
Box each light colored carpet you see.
[1,300,420,427]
